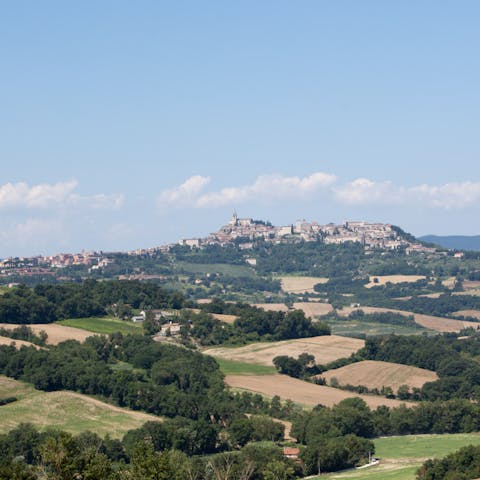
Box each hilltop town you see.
[0,213,438,282]
[179,211,436,254]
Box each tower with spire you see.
[228,209,238,226]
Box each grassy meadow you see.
[0,376,159,438]
[215,358,277,375]
[328,318,432,337]
[57,316,142,335]
[318,433,480,480]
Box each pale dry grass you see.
[280,276,328,294]
[225,374,414,409]
[339,306,478,333]
[321,360,438,391]
[204,335,364,367]
[365,275,426,289]
[0,323,92,345]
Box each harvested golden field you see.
[464,281,480,291]
[253,303,290,312]
[454,289,480,297]
[339,306,478,333]
[0,323,92,345]
[204,335,364,367]
[211,313,238,324]
[280,276,328,294]
[0,376,161,438]
[321,360,438,391]
[442,277,457,288]
[225,374,413,409]
[0,335,40,349]
[293,302,333,317]
[453,310,480,320]
[365,275,426,288]
[188,309,238,324]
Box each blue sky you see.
[1,1,479,257]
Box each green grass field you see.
[375,433,480,459]
[0,376,159,438]
[317,433,480,480]
[57,317,142,335]
[215,358,277,375]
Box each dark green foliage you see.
[0,280,185,324]
[301,434,374,475]
[193,300,330,345]
[418,444,480,479]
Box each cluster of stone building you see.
[179,211,436,253]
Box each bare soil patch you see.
[204,335,364,367]
[321,360,438,392]
[339,306,478,333]
[225,374,413,409]
[0,323,92,345]
[365,275,426,288]
[280,276,328,294]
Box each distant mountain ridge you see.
[419,235,480,251]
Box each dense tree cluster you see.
[185,303,330,346]
[418,444,480,479]
[0,423,300,480]
[0,280,185,324]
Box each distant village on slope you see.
[0,212,442,279]
[179,211,435,253]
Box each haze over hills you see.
[420,235,480,252]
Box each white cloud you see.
[157,175,211,209]
[335,178,480,209]
[197,172,337,208]
[157,172,337,210]
[0,181,125,210]
[0,181,78,208]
